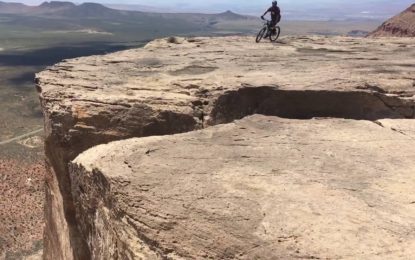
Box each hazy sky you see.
[9,0,414,8]
[4,0,414,19]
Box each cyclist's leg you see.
[271,20,277,34]
[264,22,271,38]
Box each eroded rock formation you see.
[36,36,415,259]
[369,4,415,37]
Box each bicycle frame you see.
[261,17,271,28]
[256,17,280,43]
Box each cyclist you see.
[261,1,281,36]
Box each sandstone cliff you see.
[369,4,415,37]
[36,36,415,259]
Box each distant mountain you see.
[105,3,170,13]
[0,1,126,17]
[51,2,127,18]
[215,10,248,20]
[0,1,31,13]
[369,4,415,37]
[38,1,75,9]
[105,0,415,20]
[0,1,258,38]
[0,1,253,21]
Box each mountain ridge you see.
[0,1,258,37]
[369,3,415,37]
[0,1,251,19]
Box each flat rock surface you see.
[38,35,415,96]
[36,36,415,137]
[71,115,415,259]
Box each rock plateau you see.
[36,35,415,259]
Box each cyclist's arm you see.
[262,8,271,17]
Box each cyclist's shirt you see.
[267,6,281,22]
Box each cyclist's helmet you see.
[272,1,277,6]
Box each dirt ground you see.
[0,128,46,260]
[0,59,46,260]
[0,156,46,260]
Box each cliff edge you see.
[36,36,415,259]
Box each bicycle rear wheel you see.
[256,27,267,43]
[270,26,281,42]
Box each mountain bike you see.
[256,17,281,43]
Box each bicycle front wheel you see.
[270,26,281,42]
[256,27,267,43]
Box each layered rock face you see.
[369,4,415,37]
[36,36,415,259]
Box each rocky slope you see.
[369,4,415,37]
[36,36,415,259]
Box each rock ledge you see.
[36,36,415,259]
